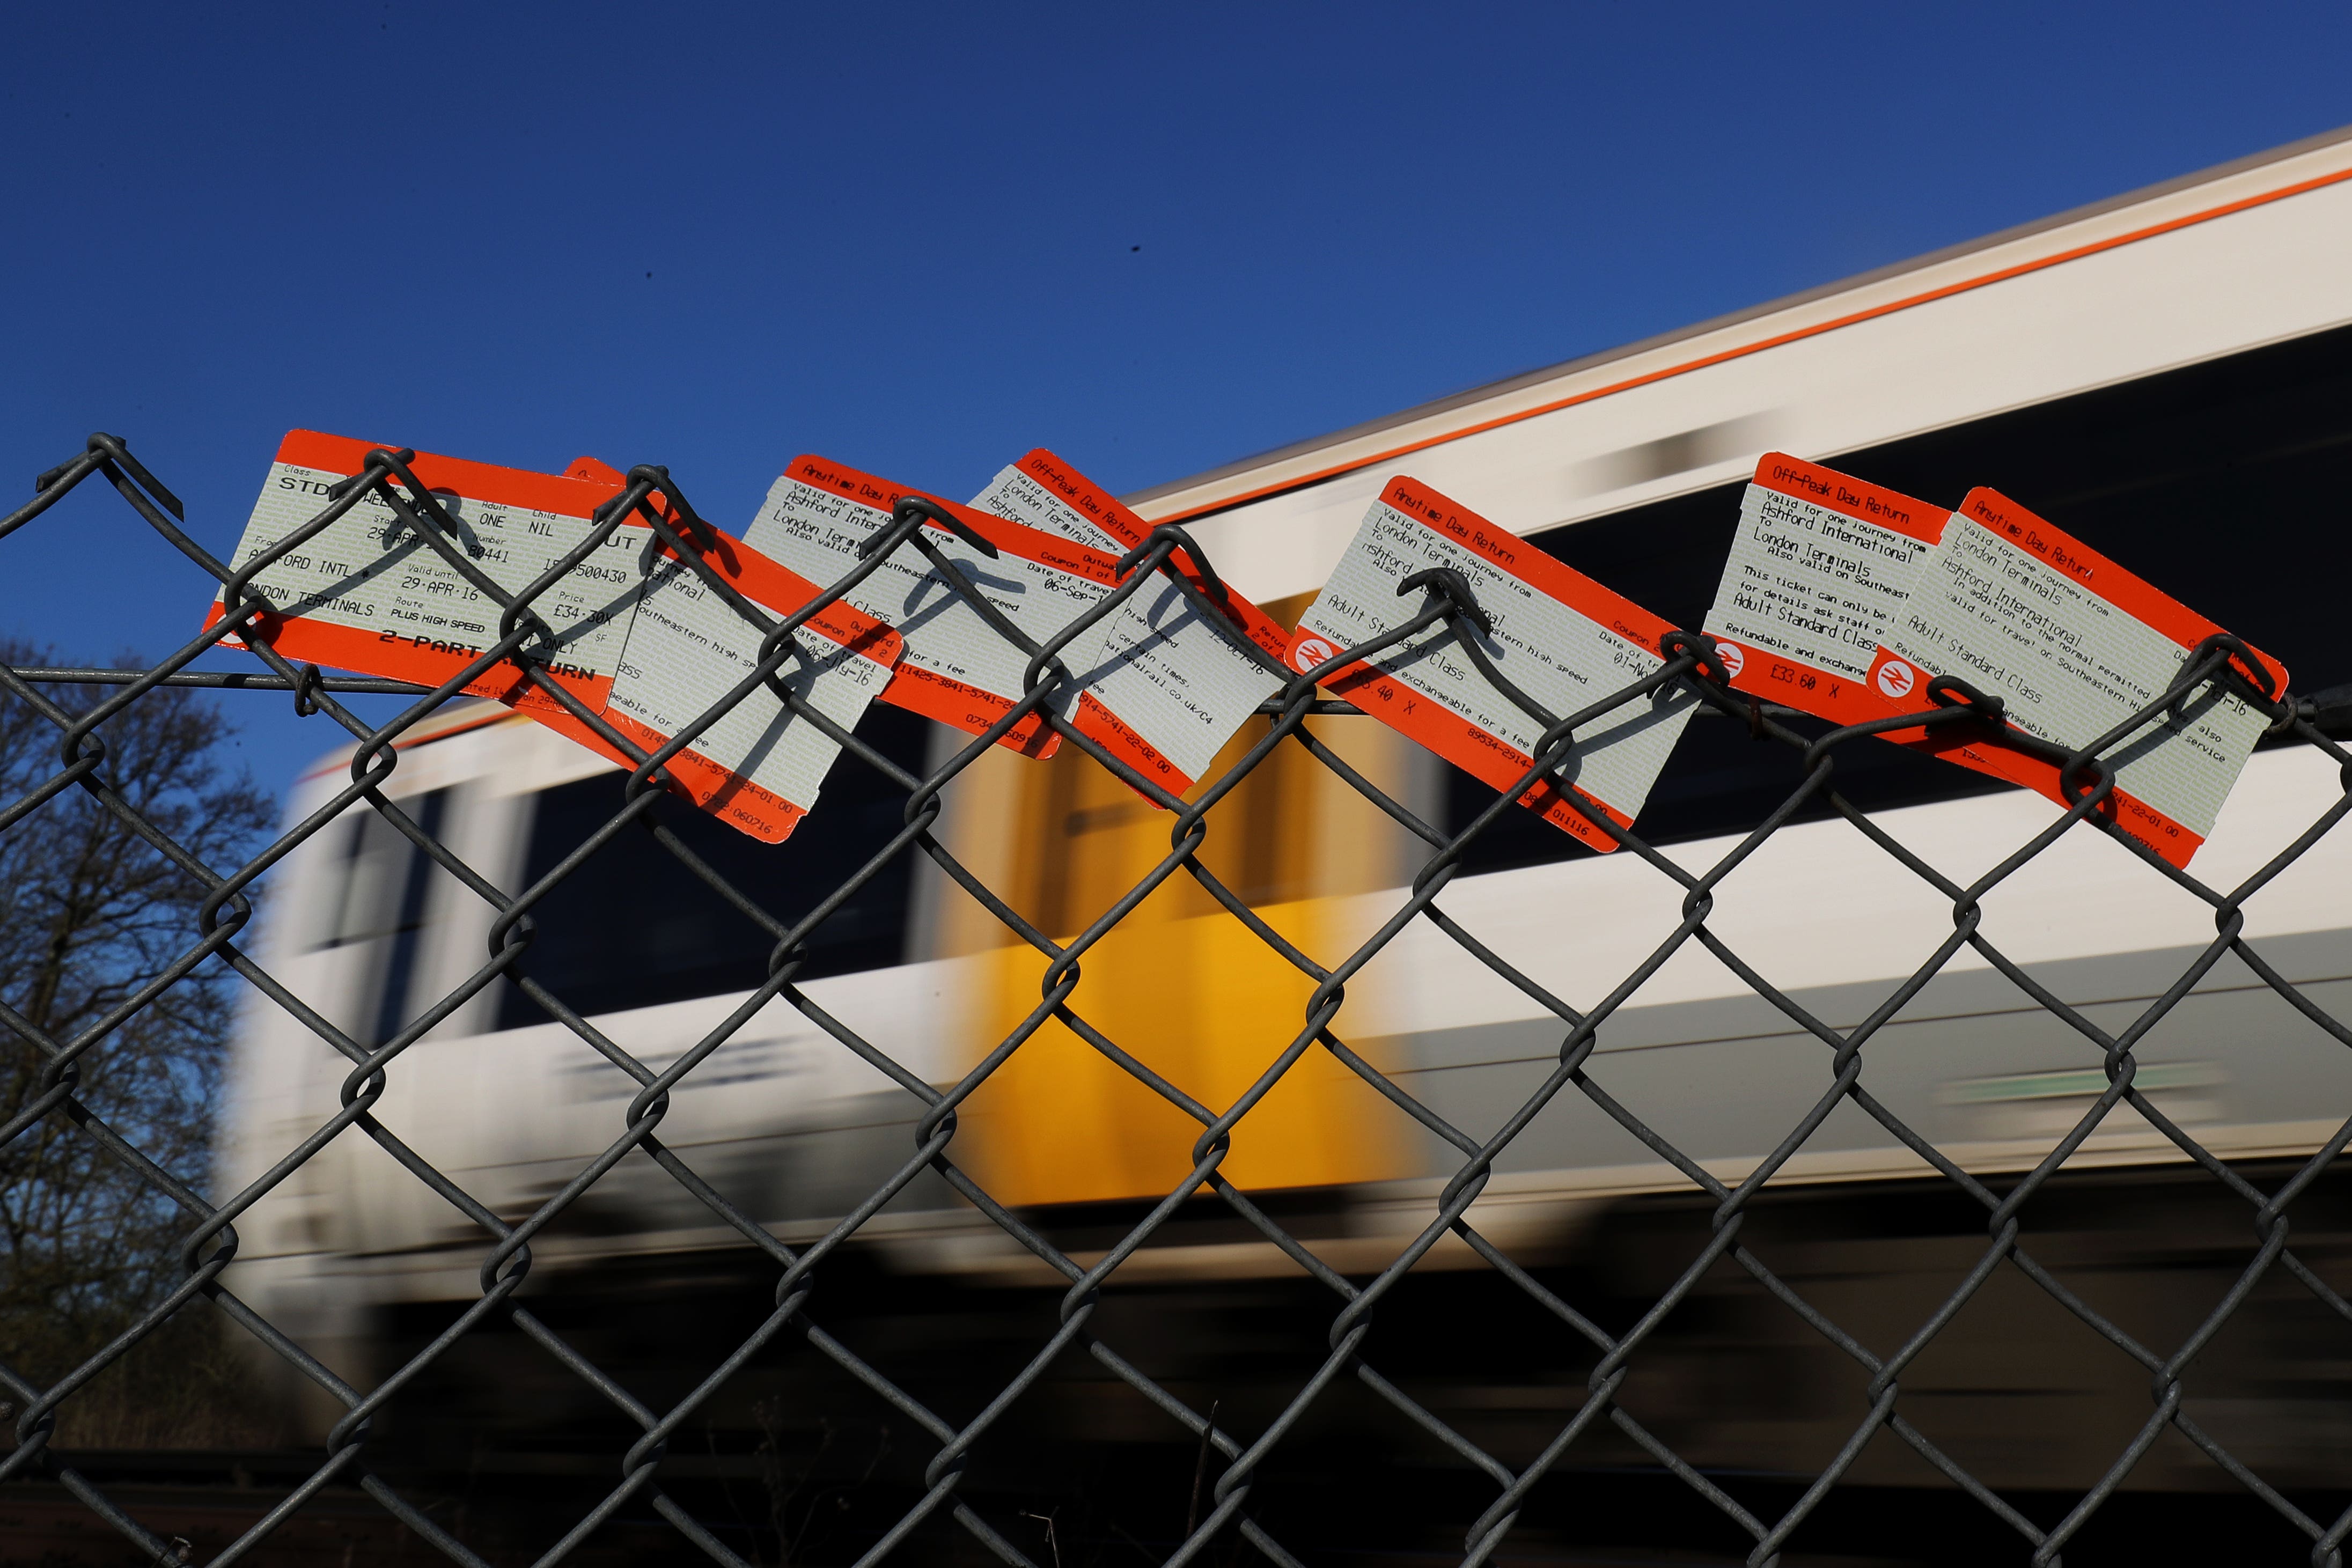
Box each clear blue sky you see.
[5,2,2348,797]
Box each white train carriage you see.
[219,126,2352,1486]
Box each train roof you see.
[1126,122,2352,531]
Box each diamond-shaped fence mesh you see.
[5,432,2352,1566]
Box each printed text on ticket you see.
[745,457,1144,761]
[1285,476,1697,852]
[530,528,904,844]
[969,450,1288,794]
[1868,488,2288,867]
[1703,453,1945,725]
[207,431,646,716]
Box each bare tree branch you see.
[0,637,275,1410]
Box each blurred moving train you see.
[222,127,2352,1494]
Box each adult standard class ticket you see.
[1702,453,1946,725]
[1285,477,1698,852]
[1866,488,2288,867]
[1701,453,2050,784]
[532,529,904,844]
[208,431,644,713]
[969,450,1288,793]
[743,457,1124,761]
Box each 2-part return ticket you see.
[209,430,645,714]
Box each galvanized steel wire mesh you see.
[5,431,2352,1567]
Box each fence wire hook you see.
[1397,565,1494,637]
[291,662,322,718]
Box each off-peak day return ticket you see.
[208,431,650,715]
[1867,488,2288,868]
[530,527,904,844]
[969,449,1289,794]
[1286,476,1697,852]
[1703,453,1945,725]
[1701,453,2046,784]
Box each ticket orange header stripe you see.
[197,603,608,711]
[1717,645,1889,726]
[1017,448,1152,550]
[1751,453,1945,547]
[564,456,627,486]
[1956,489,2289,693]
[276,430,620,521]
[787,454,1126,583]
[1380,475,1675,652]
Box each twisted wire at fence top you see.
[2,433,2350,1568]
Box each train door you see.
[940,595,1439,1210]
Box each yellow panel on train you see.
[952,653,1425,1208]
[968,897,1402,1207]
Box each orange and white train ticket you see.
[207,431,644,713]
[530,530,904,844]
[1284,477,1697,852]
[1868,489,2288,867]
[743,457,1131,760]
[969,450,1288,793]
[1702,454,1946,726]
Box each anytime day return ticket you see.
[744,457,1131,761]
[1285,476,1697,852]
[968,450,1288,792]
[530,529,904,843]
[1867,488,2289,867]
[207,431,645,713]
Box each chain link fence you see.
[4,431,2352,1567]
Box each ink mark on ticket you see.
[1284,476,1697,852]
[969,450,1287,793]
[530,529,904,843]
[1869,488,2288,866]
[206,431,645,713]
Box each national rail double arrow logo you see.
[1291,635,1336,672]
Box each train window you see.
[1443,710,2015,874]
[298,789,454,1046]
[494,703,932,1028]
[365,791,451,1047]
[1450,319,2352,875]
[306,789,451,953]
